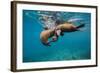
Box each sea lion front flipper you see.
[60,32,64,36]
[42,41,51,46]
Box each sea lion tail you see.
[76,24,85,29]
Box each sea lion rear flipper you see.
[76,23,85,29]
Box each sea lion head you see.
[40,29,55,46]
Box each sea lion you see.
[40,22,85,46]
[56,22,84,32]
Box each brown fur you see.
[56,22,77,32]
[40,29,55,44]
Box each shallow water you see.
[23,10,91,62]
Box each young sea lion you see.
[56,22,84,32]
[40,22,85,46]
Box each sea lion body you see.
[56,22,77,32]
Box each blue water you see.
[23,10,91,62]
